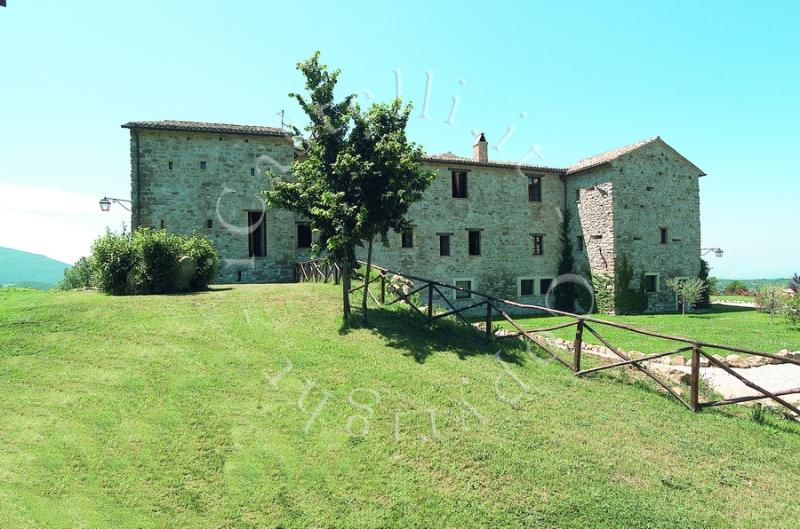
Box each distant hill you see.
[0,247,71,290]
[716,278,792,291]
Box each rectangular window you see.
[660,227,668,244]
[452,171,468,198]
[468,230,481,256]
[160,219,165,229]
[576,235,584,252]
[532,235,544,256]
[439,234,450,256]
[520,279,534,296]
[528,175,542,202]
[206,219,213,229]
[644,274,658,293]
[401,229,413,248]
[250,167,256,176]
[247,211,266,257]
[575,188,581,203]
[455,279,472,299]
[297,224,312,248]
[168,161,173,170]
[200,161,207,169]
[540,278,553,295]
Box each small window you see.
[576,235,584,252]
[297,224,312,248]
[206,219,213,229]
[250,167,256,176]
[439,234,450,256]
[452,171,468,198]
[168,161,173,170]
[540,278,553,295]
[660,227,668,244]
[644,274,658,293]
[468,230,481,256]
[401,229,413,248]
[532,235,544,256]
[520,279,534,296]
[160,219,165,229]
[200,161,207,169]
[455,279,472,299]
[237,270,243,282]
[527,175,542,202]
[575,188,581,203]
[248,211,266,257]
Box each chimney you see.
[473,133,488,163]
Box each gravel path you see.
[672,364,800,406]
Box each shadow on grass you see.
[340,305,527,365]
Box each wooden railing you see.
[295,258,800,419]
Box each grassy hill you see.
[0,247,70,289]
[1,284,799,528]
[716,277,792,291]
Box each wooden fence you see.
[295,258,800,418]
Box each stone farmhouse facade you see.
[122,120,704,313]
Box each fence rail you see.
[295,258,800,419]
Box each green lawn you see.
[2,284,800,528]
[493,304,799,357]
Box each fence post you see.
[573,319,584,373]
[380,274,386,304]
[427,283,434,321]
[485,301,493,340]
[333,264,340,285]
[690,344,701,412]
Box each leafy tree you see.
[614,255,647,315]
[783,292,800,326]
[707,276,720,296]
[666,277,706,315]
[349,100,434,323]
[755,284,785,324]
[790,273,800,293]
[724,280,749,295]
[264,52,432,321]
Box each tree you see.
[552,209,575,312]
[755,284,785,324]
[264,52,433,322]
[349,100,435,324]
[723,280,749,296]
[696,259,712,309]
[666,277,706,315]
[790,273,800,293]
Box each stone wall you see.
[129,129,302,283]
[366,163,564,311]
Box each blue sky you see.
[1,0,797,278]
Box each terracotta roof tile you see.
[565,136,660,175]
[423,152,564,173]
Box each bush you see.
[783,293,800,326]
[182,232,220,290]
[91,230,137,295]
[59,256,94,290]
[89,228,219,295]
[696,259,712,309]
[614,255,648,315]
[754,284,786,323]
[130,228,183,294]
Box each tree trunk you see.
[682,300,685,316]
[341,247,351,321]
[362,237,373,325]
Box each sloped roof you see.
[423,152,564,173]
[121,120,289,137]
[565,136,705,176]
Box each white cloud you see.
[0,183,129,264]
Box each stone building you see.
[122,120,704,313]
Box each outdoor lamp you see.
[715,248,724,258]
[99,197,112,212]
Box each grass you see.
[491,304,799,356]
[1,284,800,528]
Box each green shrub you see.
[89,228,219,295]
[696,259,712,308]
[130,228,183,294]
[59,256,95,290]
[182,232,220,290]
[91,230,137,295]
[592,273,615,314]
[614,255,648,315]
[783,293,800,326]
